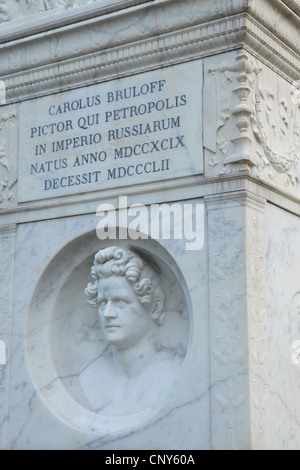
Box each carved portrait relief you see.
[26,234,190,432]
[79,246,184,415]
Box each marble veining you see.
[5,209,210,448]
[1,0,300,451]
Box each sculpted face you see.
[97,276,154,350]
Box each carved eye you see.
[115,298,128,306]
[98,299,108,308]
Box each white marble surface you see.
[4,190,300,450]
[18,60,203,202]
[80,246,186,416]
[203,51,300,200]
[262,203,300,450]
[0,0,300,451]
[0,225,16,450]
[206,193,251,450]
[6,203,210,449]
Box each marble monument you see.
[81,245,184,416]
[0,0,300,450]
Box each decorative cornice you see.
[0,0,251,44]
[0,173,299,228]
[243,15,300,81]
[1,12,299,106]
[0,224,17,235]
[0,0,154,43]
[1,15,245,104]
[249,0,300,57]
[204,190,267,212]
[281,0,300,17]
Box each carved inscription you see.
[18,61,203,202]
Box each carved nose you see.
[104,301,117,318]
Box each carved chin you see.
[105,326,121,335]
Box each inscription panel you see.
[18,61,203,202]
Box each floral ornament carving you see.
[0,110,17,209]
[209,52,300,189]
[0,0,9,22]
[251,79,300,185]
[209,53,260,173]
[207,204,249,449]
[246,211,268,449]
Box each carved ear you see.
[151,298,165,325]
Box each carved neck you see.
[112,327,160,378]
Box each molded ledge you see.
[2,12,300,106]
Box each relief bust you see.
[79,245,184,415]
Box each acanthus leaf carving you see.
[49,35,63,59]
[213,378,247,411]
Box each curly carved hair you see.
[85,246,165,325]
